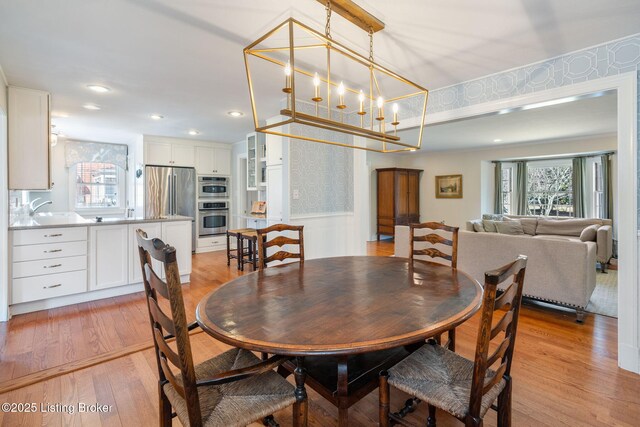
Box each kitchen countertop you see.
[9,212,193,230]
[240,214,267,220]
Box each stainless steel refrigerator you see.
[144,165,196,252]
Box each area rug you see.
[586,270,618,318]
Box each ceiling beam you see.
[315,0,385,33]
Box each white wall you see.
[0,64,8,321]
[399,134,617,228]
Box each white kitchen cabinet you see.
[247,132,266,190]
[89,225,129,290]
[213,148,231,175]
[161,221,192,277]
[266,166,283,221]
[8,86,51,190]
[171,144,195,167]
[266,133,283,167]
[145,140,194,167]
[145,140,172,165]
[128,222,163,284]
[195,146,230,175]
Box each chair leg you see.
[293,357,308,427]
[226,232,231,266]
[427,404,436,427]
[447,328,456,352]
[497,376,512,427]
[159,383,172,427]
[262,415,279,426]
[379,371,390,427]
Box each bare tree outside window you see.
[527,164,573,216]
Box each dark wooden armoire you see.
[376,168,422,240]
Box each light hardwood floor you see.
[0,241,638,426]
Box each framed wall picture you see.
[435,174,463,199]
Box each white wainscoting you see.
[289,213,364,260]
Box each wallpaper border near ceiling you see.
[420,34,640,224]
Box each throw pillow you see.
[482,213,504,221]
[495,220,525,235]
[482,219,499,232]
[472,221,485,232]
[518,218,538,235]
[579,224,599,242]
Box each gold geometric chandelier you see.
[243,0,429,153]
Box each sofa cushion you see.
[536,218,602,237]
[472,221,485,232]
[518,218,538,235]
[580,224,599,242]
[482,214,504,221]
[495,220,525,235]
[482,219,499,232]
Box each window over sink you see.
[71,162,125,212]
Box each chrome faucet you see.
[29,198,53,216]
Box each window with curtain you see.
[593,158,604,218]
[501,166,514,214]
[526,160,573,216]
[73,162,124,209]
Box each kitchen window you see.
[71,162,125,211]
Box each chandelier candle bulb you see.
[376,96,384,121]
[337,81,346,109]
[283,61,292,94]
[357,90,366,115]
[312,72,323,102]
[391,103,399,126]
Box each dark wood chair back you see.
[410,222,459,268]
[256,224,304,270]
[468,255,527,420]
[136,229,202,426]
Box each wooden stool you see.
[226,228,253,270]
[238,230,259,271]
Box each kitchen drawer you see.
[13,241,88,262]
[12,255,87,279]
[12,270,87,304]
[13,227,87,246]
[197,235,226,248]
[378,225,395,235]
[378,218,395,226]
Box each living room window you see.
[593,159,604,218]
[526,159,573,217]
[501,165,514,214]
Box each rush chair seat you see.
[136,229,306,427]
[380,255,528,427]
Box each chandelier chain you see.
[369,27,374,62]
[325,0,332,39]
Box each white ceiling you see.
[398,92,617,151]
[0,0,638,144]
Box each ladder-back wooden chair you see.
[136,229,306,427]
[256,224,304,270]
[380,255,528,427]
[410,222,459,351]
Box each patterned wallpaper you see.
[408,34,640,222]
[287,34,640,218]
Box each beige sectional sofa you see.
[394,216,611,322]
[468,215,613,269]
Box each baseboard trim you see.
[0,329,204,394]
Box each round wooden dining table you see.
[196,256,483,426]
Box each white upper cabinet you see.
[8,87,51,190]
[171,144,195,167]
[213,148,231,175]
[195,146,230,175]
[144,139,195,167]
[266,133,283,167]
[145,140,172,165]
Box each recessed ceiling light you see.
[493,139,502,143]
[87,85,110,93]
[188,130,201,136]
[83,103,101,110]
[150,114,164,120]
[52,111,69,118]
[227,110,244,117]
